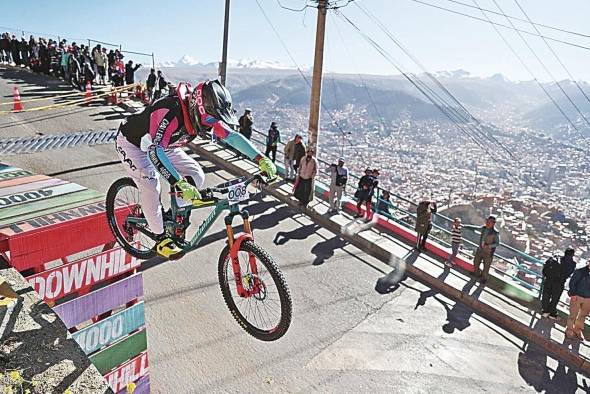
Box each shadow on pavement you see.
[311,236,348,266]
[375,249,418,294]
[517,318,589,393]
[414,267,451,309]
[273,223,322,246]
[442,279,484,333]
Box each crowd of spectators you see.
[0,32,142,91]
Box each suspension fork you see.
[226,209,258,297]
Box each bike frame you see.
[127,184,261,298]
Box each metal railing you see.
[248,127,544,294]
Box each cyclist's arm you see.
[143,107,183,185]
[210,119,266,163]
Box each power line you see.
[445,0,590,39]
[406,0,590,52]
[354,1,516,160]
[330,13,389,132]
[512,0,590,109]
[488,0,590,131]
[276,0,313,12]
[256,0,365,159]
[471,0,584,139]
[334,10,503,161]
[276,0,356,12]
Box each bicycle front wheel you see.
[218,241,292,341]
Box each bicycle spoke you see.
[224,251,283,332]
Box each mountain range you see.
[157,55,299,70]
[139,57,590,136]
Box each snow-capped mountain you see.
[157,55,297,70]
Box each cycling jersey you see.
[119,93,260,185]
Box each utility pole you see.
[308,0,328,154]
[220,0,231,85]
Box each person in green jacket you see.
[469,216,500,283]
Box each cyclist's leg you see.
[115,133,164,235]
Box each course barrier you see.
[0,162,150,393]
[0,83,142,114]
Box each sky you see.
[2,0,590,81]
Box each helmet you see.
[187,80,239,134]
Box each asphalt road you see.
[0,65,127,138]
[4,143,587,393]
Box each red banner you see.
[26,247,139,302]
[104,352,149,392]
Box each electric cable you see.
[471,0,585,141]
[513,0,590,110]
[406,0,590,52]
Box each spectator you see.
[153,70,167,101]
[541,248,576,319]
[415,199,437,251]
[19,37,29,67]
[238,108,253,140]
[48,40,60,76]
[376,190,392,217]
[354,168,377,220]
[125,60,141,85]
[112,57,125,87]
[293,147,318,207]
[264,122,281,162]
[68,52,81,89]
[445,218,462,267]
[114,49,124,61]
[0,33,11,64]
[91,45,99,77]
[107,49,116,81]
[146,68,157,102]
[327,157,348,213]
[292,134,306,175]
[82,55,95,91]
[283,134,299,181]
[470,215,500,283]
[94,46,107,85]
[60,47,71,81]
[10,35,20,65]
[566,260,590,340]
[29,37,40,72]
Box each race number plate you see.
[227,182,249,205]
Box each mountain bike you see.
[105,174,292,341]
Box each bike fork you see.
[226,210,259,297]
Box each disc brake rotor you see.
[244,273,267,301]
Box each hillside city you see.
[246,100,590,285]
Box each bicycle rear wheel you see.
[218,241,292,341]
[106,177,157,260]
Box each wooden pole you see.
[308,0,327,154]
[220,0,231,85]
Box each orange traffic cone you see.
[13,87,23,112]
[84,81,92,105]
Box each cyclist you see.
[115,80,276,258]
